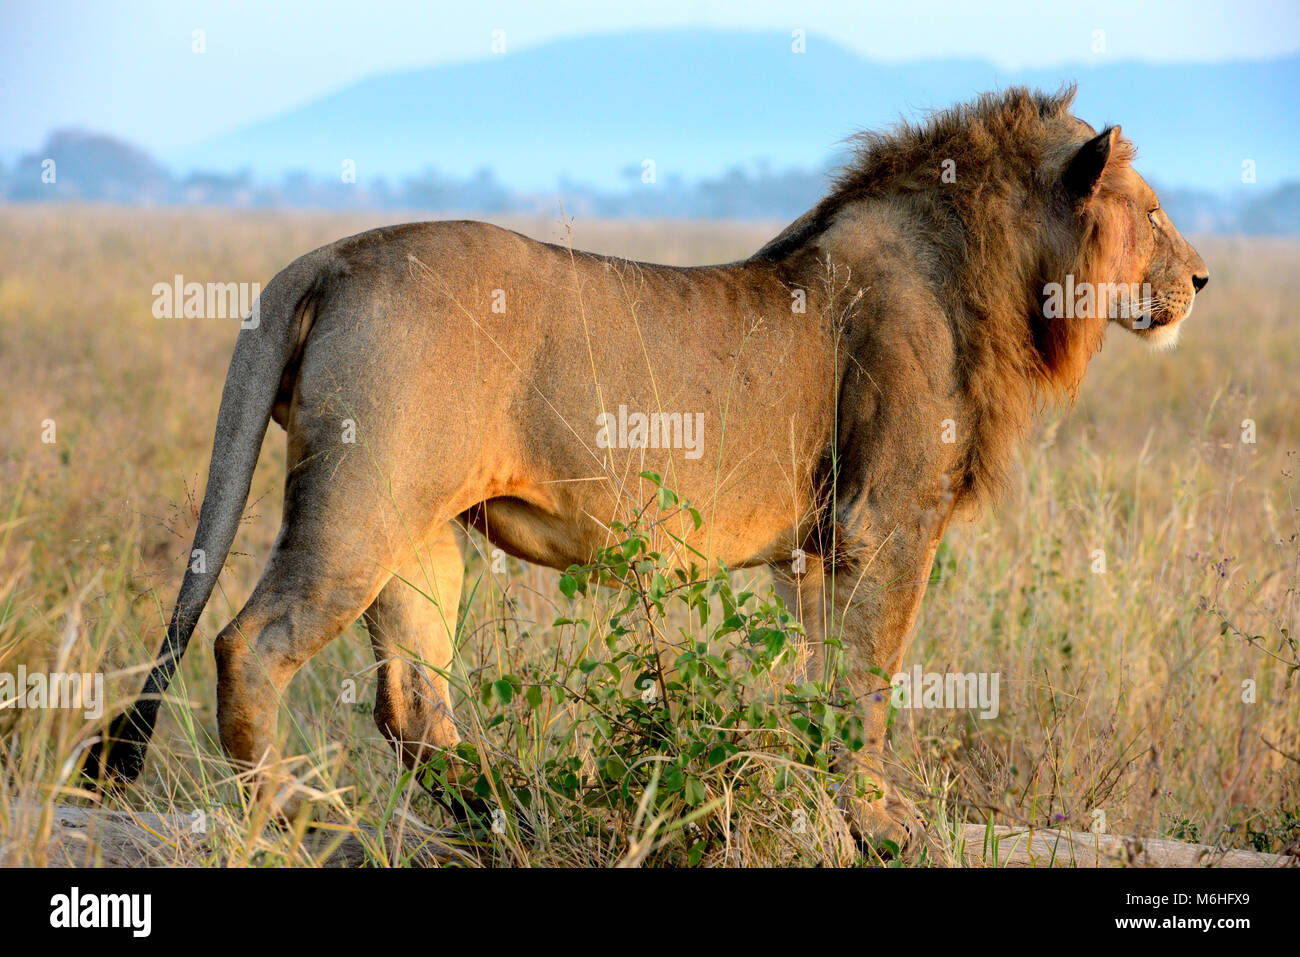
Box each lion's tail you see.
[86,250,332,785]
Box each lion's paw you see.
[844,788,925,859]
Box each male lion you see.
[89,86,1207,851]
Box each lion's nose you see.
[1192,273,1209,293]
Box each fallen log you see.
[958,822,1297,868]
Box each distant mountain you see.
[173,30,1300,193]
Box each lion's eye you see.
[1147,209,1160,230]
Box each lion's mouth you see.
[1134,291,1194,331]
[1143,300,1193,329]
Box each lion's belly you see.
[460,482,801,574]
[461,496,601,570]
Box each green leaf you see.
[492,679,514,705]
[877,838,902,859]
[688,840,706,866]
[717,613,746,635]
[602,754,628,782]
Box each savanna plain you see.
[0,205,1296,866]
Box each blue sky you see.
[2,0,1298,158]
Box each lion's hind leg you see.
[214,533,394,820]
[363,522,467,770]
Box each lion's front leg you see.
[778,512,951,855]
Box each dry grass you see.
[0,205,1296,866]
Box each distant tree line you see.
[3,129,1296,233]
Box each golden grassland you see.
[0,204,1296,866]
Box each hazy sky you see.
[2,0,1298,155]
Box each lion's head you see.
[804,87,1210,399]
[1042,120,1209,355]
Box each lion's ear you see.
[1063,126,1120,201]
